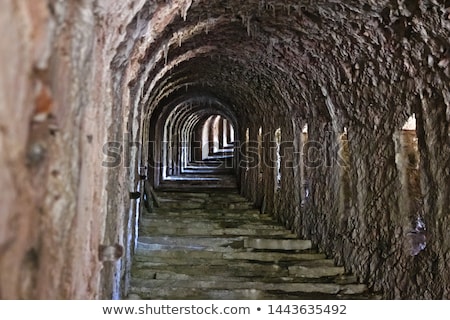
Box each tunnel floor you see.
[159,155,237,189]
[128,184,377,300]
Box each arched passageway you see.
[0,0,449,300]
[147,98,238,188]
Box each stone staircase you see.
[128,189,372,300]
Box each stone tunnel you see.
[0,0,449,299]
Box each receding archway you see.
[146,97,239,189]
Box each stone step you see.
[130,269,358,285]
[132,262,288,278]
[244,238,312,250]
[209,203,254,210]
[222,251,327,262]
[128,288,273,300]
[135,245,335,266]
[155,202,254,210]
[130,279,367,295]
[140,215,280,226]
[130,279,367,296]
[157,193,251,205]
[137,234,306,253]
[136,237,243,252]
[129,188,370,300]
[144,210,270,220]
[210,229,297,237]
[288,265,346,278]
[140,219,289,232]
[135,248,234,258]
[156,201,206,210]
[157,191,246,200]
[133,250,328,266]
[132,260,344,279]
[140,226,297,238]
[130,267,333,283]
[139,216,296,238]
[141,220,221,231]
[127,287,372,300]
[157,192,212,199]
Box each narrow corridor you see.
[129,188,371,300]
[1,0,449,300]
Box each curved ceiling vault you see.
[121,0,449,137]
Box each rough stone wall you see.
[0,0,147,299]
[0,0,104,299]
[302,2,449,298]
[416,92,450,299]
